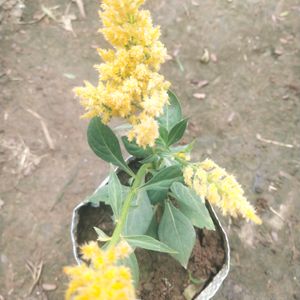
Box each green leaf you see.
[158,201,196,268]
[140,155,159,164]
[119,253,139,287]
[167,119,188,146]
[87,117,133,175]
[158,126,169,144]
[124,235,177,254]
[88,185,109,207]
[158,90,182,132]
[171,182,215,230]
[147,189,168,205]
[94,227,110,242]
[141,165,183,191]
[88,184,130,210]
[146,213,159,239]
[122,136,153,158]
[124,190,153,235]
[170,140,195,154]
[108,169,123,218]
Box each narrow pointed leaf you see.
[158,90,182,132]
[124,235,177,254]
[122,136,153,158]
[141,165,183,191]
[159,126,169,144]
[170,140,195,154]
[158,202,196,268]
[94,227,110,241]
[167,119,188,146]
[87,117,133,175]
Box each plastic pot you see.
[70,161,230,300]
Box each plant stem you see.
[124,166,136,178]
[174,156,189,166]
[108,163,151,248]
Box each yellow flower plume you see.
[183,159,262,224]
[74,0,170,148]
[64,241,136,300]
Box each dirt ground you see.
[1,0,300,299]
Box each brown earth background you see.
[1,0,300,299]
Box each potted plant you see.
[64,0,261,299]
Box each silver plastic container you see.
[70,163,230,300]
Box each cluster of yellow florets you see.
[64,241,136,300]
[75,0,170,148]
[183,159,262,224]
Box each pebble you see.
[253,173,264,194]
[143,282,154,291]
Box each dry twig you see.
[74,0,86,18]
[256,133,295,149]
[26,109,55,150]
[17,12,46,25]
[26,260,44,296]
[0,137,46,177]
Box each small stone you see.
[200,49,210,64]
[271,231,278,242]
[282,94,289,100]
[183,284,198,300]
[253,173,264,194]
[143,282,153,291]
[42,283,57,291]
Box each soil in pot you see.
[76,203,225,300]
[75,161,226,299]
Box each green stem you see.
[174,156,189,166]
[124,166,136,178]
[108,163,151,248]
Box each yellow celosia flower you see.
[75,0,170,148]
[183,159,262,224]
[128,113,159,148]
[64,241,136,300]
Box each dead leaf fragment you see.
[280,38,288,44]
[227,112,236,125]
[61,14,77,36]
[193,93,206,100]
[63,73,76,79]
[190,79,209,88]
[280,11,289,17]
[42,283,57,291]
[210,53,218,63]
[197,80,209,88]
[41,5,58,22]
